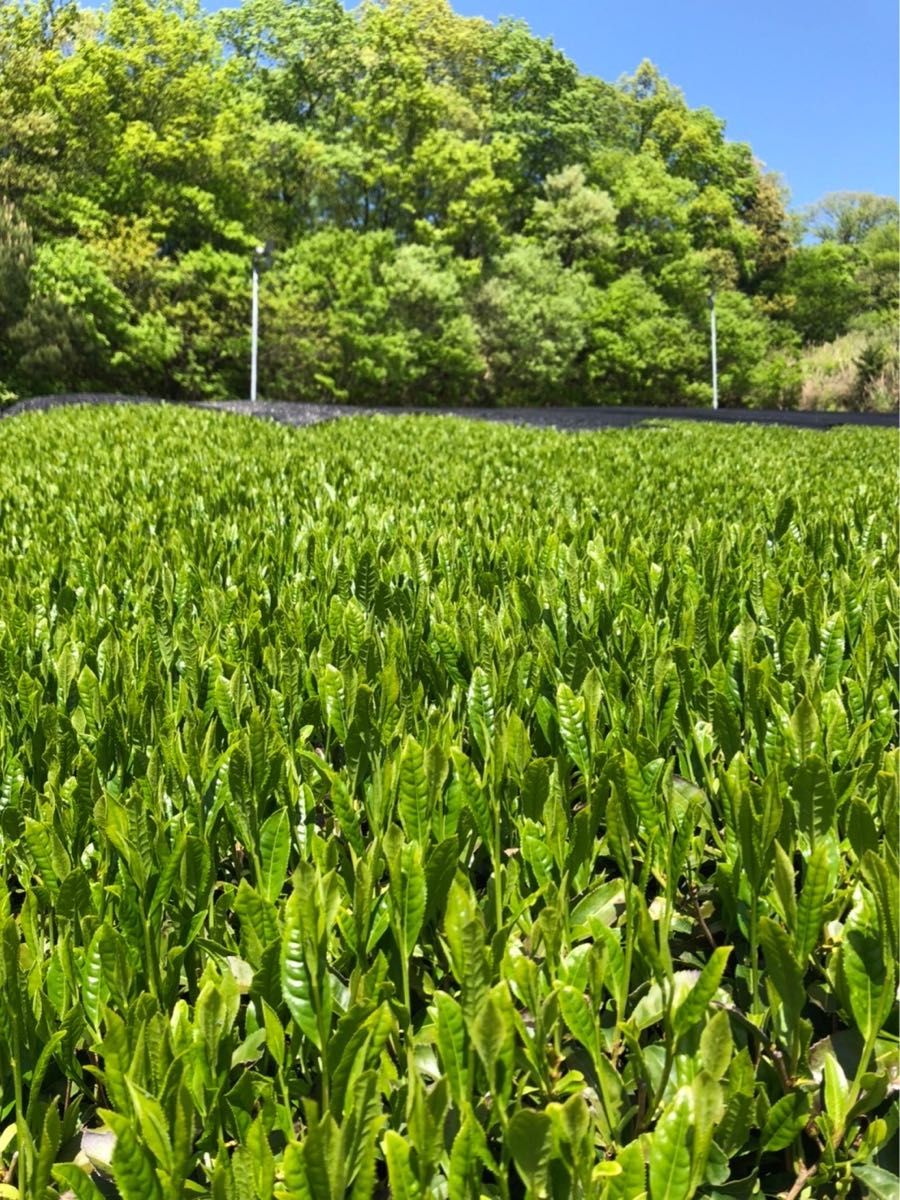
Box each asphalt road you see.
[3,393,897,431]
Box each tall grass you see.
[800,329,899,412]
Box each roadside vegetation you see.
[0,406,896,1198]
[799,329,899,414]
[0,0,896,408]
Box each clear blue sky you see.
[443,0,899,211]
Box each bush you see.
[0,200,32,330]
[853,335,899,412]
[744,351,803,410]
[380,243,484,404]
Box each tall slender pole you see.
[709,291,719,411]
[250,257,259,403]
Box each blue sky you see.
[439,0,899,211]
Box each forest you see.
[0,0,897,408]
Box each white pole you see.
[710,292,719,411]
[250,257,259,403]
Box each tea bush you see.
[0,407,896,1199]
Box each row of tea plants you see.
[0,406,896,1199]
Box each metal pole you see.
[250,257,259,403]
[709,291,718,411]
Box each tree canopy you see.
[0,0,896,406]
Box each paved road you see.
[3,393,897,431]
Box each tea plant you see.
[0,407,896,1199]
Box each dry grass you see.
[800,330,899,412]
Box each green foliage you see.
[0,406,896,1197]
[154,246,250,399]
[8,296,99,396]
[780,243,866,345]
[474,238,595,403]
[805,192,900,247]
[527,165,618,269]
[856,218,900,315]
[28,240,133,369]
[0,200,33,401]
[711,291,802,409]
[0,0,894,405]
[769,195,900,358]
[0,200,32,329]
[0,0,845,408]
[743,170,794,286]
[262,232,483,404]
[586,270,707,405]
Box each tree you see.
[743,169,793,280]
[857,219,899,317]
[711,291,801,408]
[780,243,865,344]
[482,18,606,213]
[40,0,261,249]
[586,270,706,405]
[0,201,33,331]
[646,101,754,199]
[0,0,73,222]
[9,239,126,391]
[215,0,353,131]
[527,165,617,268]
[9,296,94,395]
[616,59,685,152]
[154,247,250,398]
[805,192,899,246]
[260,231,482,404]
[474,238,596,403]
[380,243,483,402]
[0,0,880,408]
[593,147,694,276]
[7,232,179,393]
[0,201,35,398]
[407,129,518,260]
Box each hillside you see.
[0,0,896,407]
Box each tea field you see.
[0,406,896,1200]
